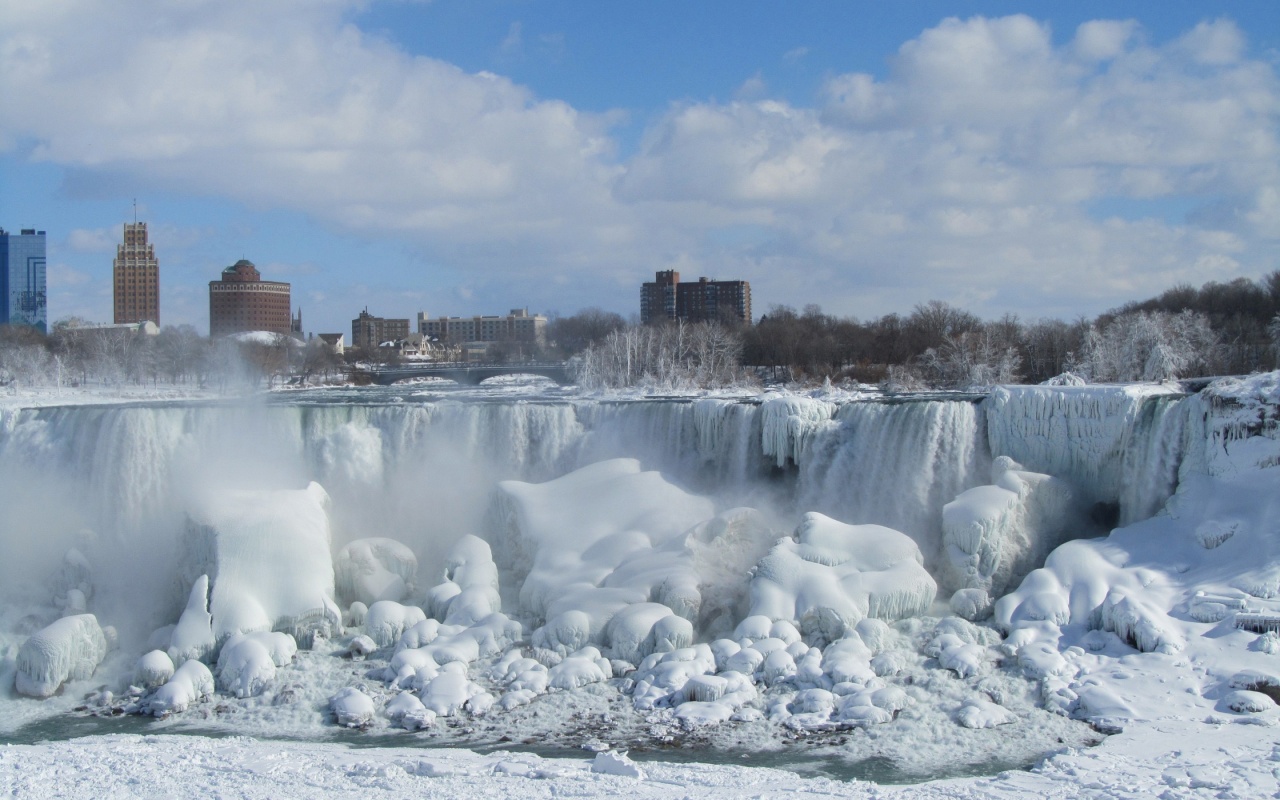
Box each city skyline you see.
[2,2,1278,335]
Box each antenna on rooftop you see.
[133,198,137,223]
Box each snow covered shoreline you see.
[3,716,1277,798]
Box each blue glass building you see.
[0,228,47,332]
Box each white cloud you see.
[66,228,114,252]
[0,5,1276,322]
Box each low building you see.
[209,259,292,337]
[417,308,546,345]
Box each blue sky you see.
[1,1,1278,335]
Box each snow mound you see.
[591,750,645,779]
[364,601,427,647]
[329,687,375,727]
[15,614,108,698]
[748,512,936,642]
[334,538,418,607]
[184,482,342,649]
[168,575,216,664]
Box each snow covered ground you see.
[2,373,1279,797]
[1,717,1277,798]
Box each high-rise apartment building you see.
[640,271,751,325]
[0,228,47,332]
[113,222,160,325]
[208,259,292,337]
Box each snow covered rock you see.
[384,690,435,730]
[184,482,342,649]
[957,699,1015,728]
[330,687,375,727]
[134,650,175,689]
[364,601,427,647]
[15,614,108,698]
[215,631,297,698]
[747,512,936,641]
[146,660,214,716]
[591,750,645,779]
[334,537,418,607]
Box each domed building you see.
[208,259,293,337]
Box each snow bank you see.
[15,614,107,698]
[748,513,936,642]
[184,482,342,649]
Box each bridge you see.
[361,361,573,386]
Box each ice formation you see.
[941,456,1078,597]
[748,513,936,642]
[4,373,1280,788]
[184,482,342,648]
[15,614,108,698]
[334,538,418,607]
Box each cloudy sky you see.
[1,1,1278,335]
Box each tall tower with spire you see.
[113,220,159,325]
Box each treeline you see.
[0,320,344,390]
[549,271,1280,389]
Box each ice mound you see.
[489,459,718,657]
[365,601,427,647]
[747,512,936,642]
[184,482,342,649]
[941,456,1078,598]
[425,535,501,626]
[334,538,418,606]
[15,614,108,698]
[330,686,375,727]
[215,631,297,698]
[133,650,175,689]
[145,660,214,716]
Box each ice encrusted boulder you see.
[941,456,1078,598]
[134,650,176,689]
[15,614,108,698]
[334,537,418,607]
[488,458,718,657]
[365,601,427,647]
[748,513,936,642]
[183,482,342,649]
[145,659,214,716]
[215,631,297,698]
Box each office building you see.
[352,309,410,351]
[113,222,160,325]
[640,271,751,325]
[208,259,292,337]
[0,228,47,332]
